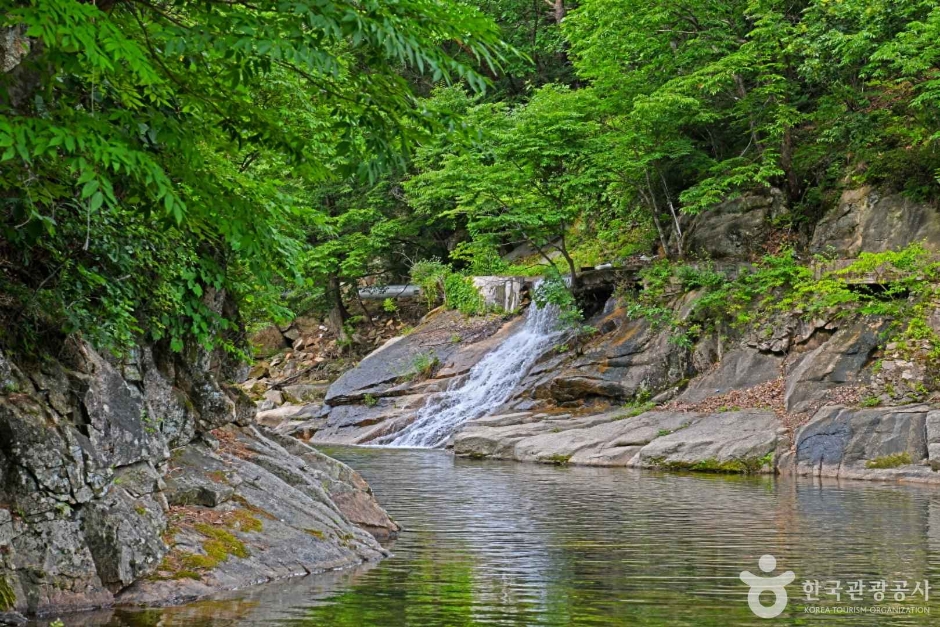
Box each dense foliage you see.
[0,0,506,353]
[4,0,940,353]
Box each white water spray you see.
[383,292,565,448]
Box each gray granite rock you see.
[811,186,940,255]
[324,311,511,404]
[0,612,26,626]
[681,188,787,259]
[678,348,782,403]
[927,410,940,470]
[794,405,929,477]
[784,320,884,412]
[634,410,778,471]
[0,342,397,616]
[454,409,779,473]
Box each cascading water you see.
[383,292,566,448]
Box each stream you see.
[66,446,940,626]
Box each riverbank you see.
[38,446,940,626]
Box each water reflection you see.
[51,447,940,626]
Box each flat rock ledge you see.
[452,404,940,483]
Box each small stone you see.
[164,473,234,507]
[263,390,284,406]
[248,363,269,379]
[0,611,27,626]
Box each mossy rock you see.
[660,453,773,474]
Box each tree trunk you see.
[780,125,800,201]
[558,232,579,289]
[544,0,565,23]
[326,274,350,344]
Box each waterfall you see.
[383,293,565,448]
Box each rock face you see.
[515,304,694,408]
[788,405,936,481]
[120,427,395,606]
[257,186,940,486]
[677,349,782,404]
[810,186,940,255]
[681,188,787,259]
[783,320,883,412]
[0,338,396,616]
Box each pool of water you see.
[70,447,940,626]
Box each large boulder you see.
[793,405,929,479]
[810,186,940,255]
[633,410,779,471]
[784,320,884,412]
[119,427,396,606]
[677,348,782,403]
[681,188,787,259]
[249,325,288,357]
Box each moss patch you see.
[230,509,263,533]
[541,453,572,466]
[304,528,326,540]
[230,495,277,521]
[151,558,204,581]
[658,454,772,474]
[179,553,220,571]
[866,452,912,469]
[195,524,250,560]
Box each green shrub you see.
[410,259,451,309]
[533,274,583,328]
[409,259,485,315]
[866,452,912,469]
[404,352,439,381]
[443,273,485,315]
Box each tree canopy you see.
[0,0,507,352]
[3,0,940,353]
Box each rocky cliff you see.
[0,335,397,620]
[281,186,940,484]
